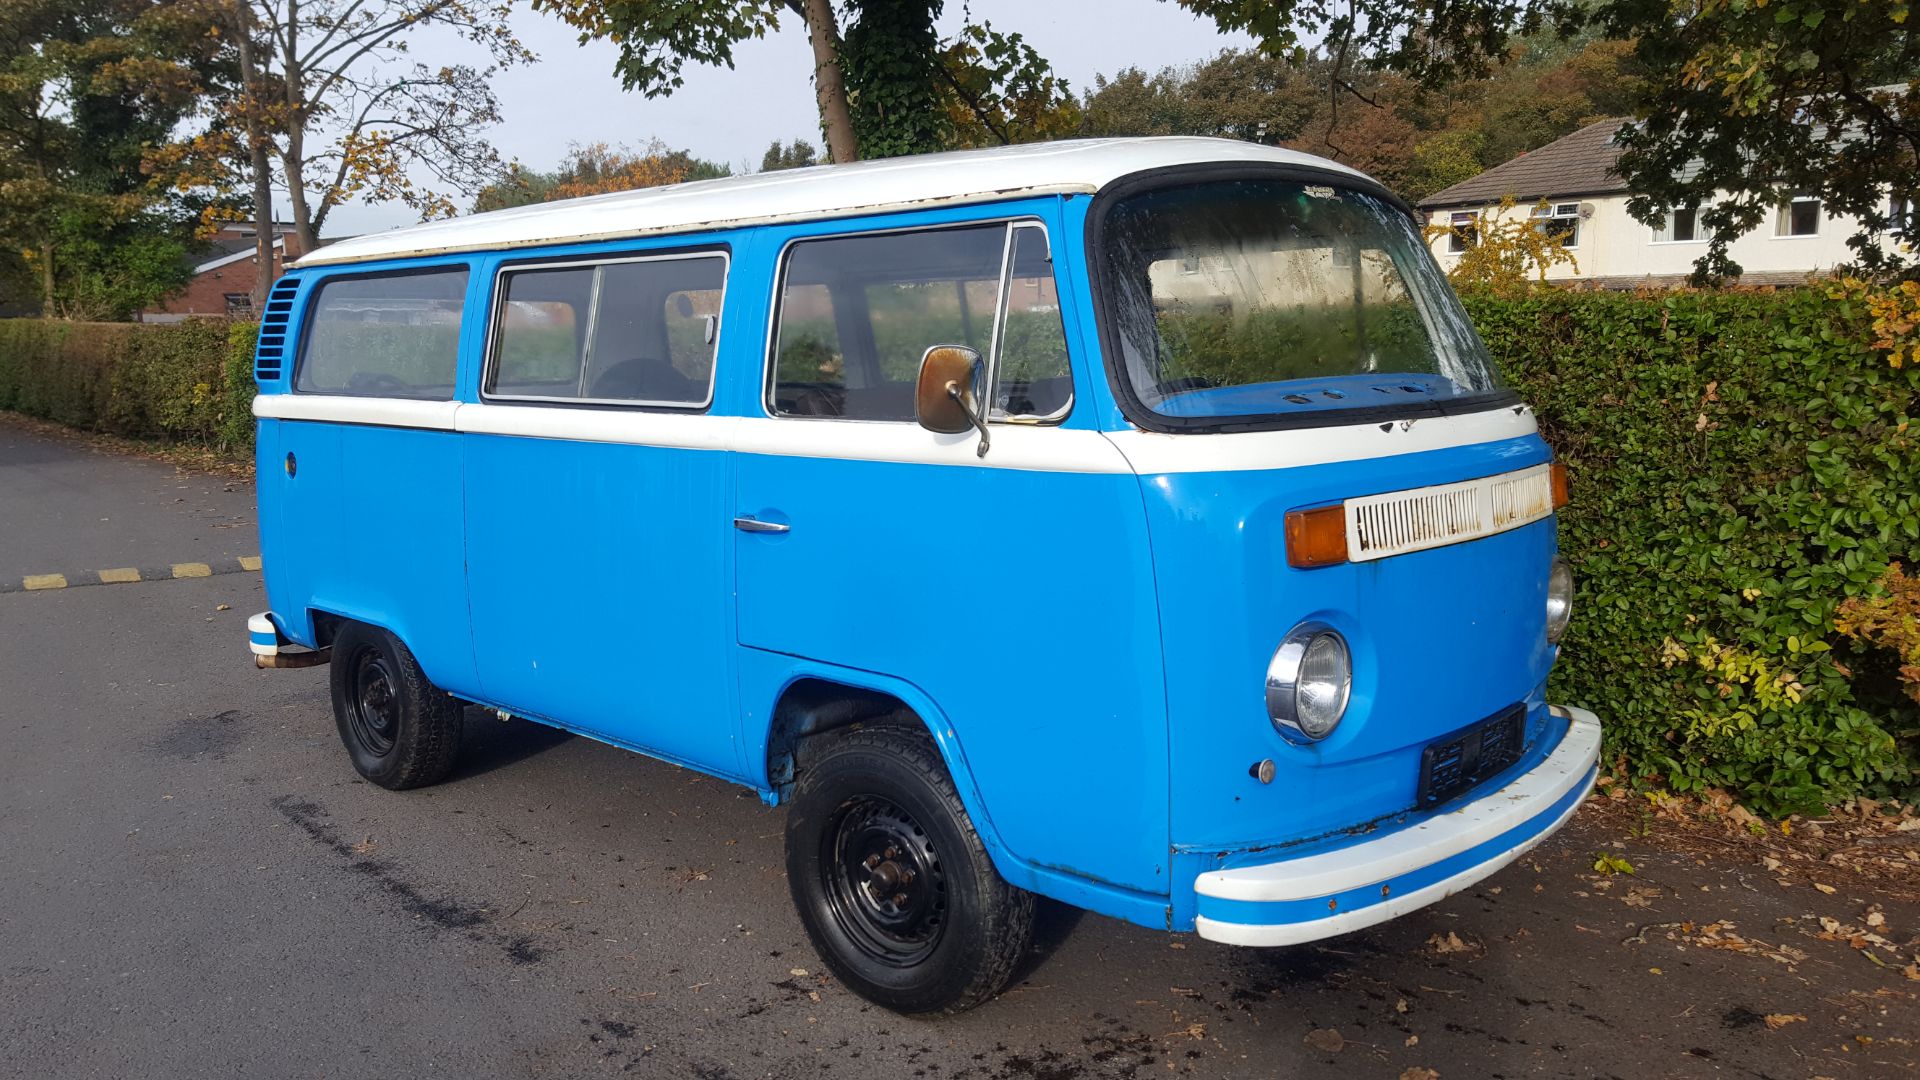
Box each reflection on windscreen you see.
[1104,180,1501,422]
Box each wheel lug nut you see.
[892,892,908,905]
[863,854,880,869]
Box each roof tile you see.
[1417,119,1631,209]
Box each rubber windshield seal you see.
[1083,162,1521,435]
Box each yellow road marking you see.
[99,567,142,583]
[171,562,213,579]
[23,574,68,590]
[238,555,262,572]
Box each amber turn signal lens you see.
[1550,462,1570,509]
[1285,505,1348,568]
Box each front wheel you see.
[785,725,1034,1015]
[328,621,463,790]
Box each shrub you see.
[1470,285,1920,814]
[0,318,258,452]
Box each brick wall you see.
[146,232,303,321]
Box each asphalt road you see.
[2,414,1915,1080]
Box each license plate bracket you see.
[1416,704,1526,809]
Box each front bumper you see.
[1193,705,1601,946]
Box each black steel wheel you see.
[786,724,1034,1015]
[821,795,949,967]
[344,647,401,757]
[328,621,462,790]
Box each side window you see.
[772,283,845,406]
[296,268,467,398]
[491,266,591,398]
[485,252,726,406]
[993,225,1072,421]
[769,221,1071,422]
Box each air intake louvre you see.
[1345,464,1555,562]
[253,277,302,382]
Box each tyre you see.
[328,621,463,790]
[785,724,1034,1015]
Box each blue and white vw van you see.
[247,137,1600,1015]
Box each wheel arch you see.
[751,663,1016,883]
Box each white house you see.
[1417,118,1877,287]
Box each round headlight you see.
[1266,624,1352,742]
[1546,556,1574,644]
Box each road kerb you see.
[2,556,261,595]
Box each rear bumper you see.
[248,612,284,657]
[1192,705,1601,947]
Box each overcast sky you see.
[322,1,1253,236]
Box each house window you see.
[1447,211,1477,253]
[224,293,254,317]
[1888,195,1914,233]
[1530,202,1580,248]
[1776,195,1821,237]
[1652,206,1703,244]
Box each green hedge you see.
[1472,286,1919,814]
[3,286,1916,813]
[0,319,257,451]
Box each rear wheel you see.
[786,725,1034,1015]
[328,621,462,790]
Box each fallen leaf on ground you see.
[1427,931,1479,955]
[1592,852,1636,875]
[1401,1069,1440,1080]
[1303,1028,1344,1053]
[1620,884,1661,908]
[1814,882,1837,895]
[1763,1014,1806,1029]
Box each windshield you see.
[1099,178,1503,426]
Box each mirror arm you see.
[945,381,991,458]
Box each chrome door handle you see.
[733,516,790,534]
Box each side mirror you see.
[914,344,991,457]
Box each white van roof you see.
[296,137,1368,268]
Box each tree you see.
[760,138,819,171]
[1604,0,1919,278]
[1173,0,1920,279]
[0,0,222,317]
[939,21,1081,148]
[532,0,861,161]
[533,1,1076,162]
[470,140,731,212]
[1081,50,1320,144]
[226,0,535,254]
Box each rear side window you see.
[769,221,1073,422]
[296,269,468,398]
[486,252,726,407]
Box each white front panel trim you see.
[253,395,1537,477]
[1345,462,1554,562]
[1194,708,1600,906]
[1105,404,1538,475]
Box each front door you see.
[734,215,1172,895]
[463,248,743,775]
